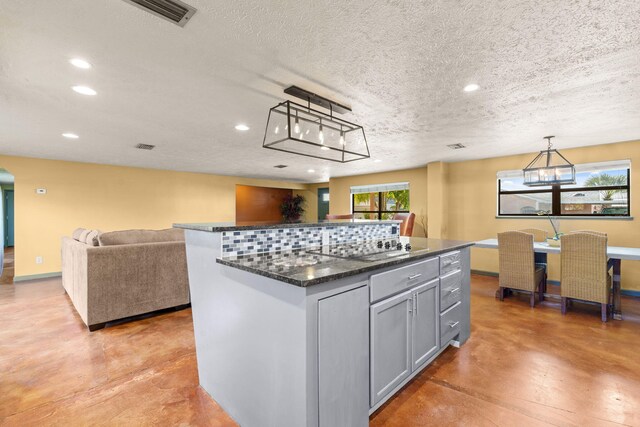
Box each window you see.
[498,160,630,217]
[351,182,410,220]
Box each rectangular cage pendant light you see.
[523,136,576,186]
[262,87,370,163]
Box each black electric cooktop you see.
[306,238,429,262]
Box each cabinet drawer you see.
[440,301,462,344]
[440,270,462,312]
[440,251,461,275]
[370,258,439,303]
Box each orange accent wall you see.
[236,185,292,223]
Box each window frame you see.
[351,191,410,220]
[497,168,631,217]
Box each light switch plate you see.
[35,256,43,264]
[36,188,47,194]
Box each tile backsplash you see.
[221,224,399,257]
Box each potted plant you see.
[281,194,306,223]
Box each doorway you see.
[5,190,14,247]
[0,168,15,283]
[317,188,330,221]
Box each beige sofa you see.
[62,228,190,331]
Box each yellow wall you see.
[5,138,640,290]
[447,139,640,291]
[0,155,306,278]
[329,167,429,237]
[323,140,640,290]
[426,162,448,238]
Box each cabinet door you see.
[370,289,413,407]
[412,279,440,369]
[318,285,369,427]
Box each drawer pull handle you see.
[448,321,460,328]
[408,273,422,280]
[449,287,460,294]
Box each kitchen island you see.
[175,220,473,427]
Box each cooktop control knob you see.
[377,241,383,248]
[405,243,412,251]
[384,241,391,249]
[396,242,403,250]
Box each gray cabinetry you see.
[440,269,462,311]
[318,285,369,427]
[370,276,441,407]
[370,289,413,407]
[440,301,462,345]
[411,278,440,369]
[370,258,439,303]
[440,250,461,275]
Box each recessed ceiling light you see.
[62,133,79,139]
[72,86,97,96]
[374,159,382,163]
[70,58,92,69]
[307,169,315,173]
[235,124,250,131]
[463,83,479,92]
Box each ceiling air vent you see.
[135,143,156,150]
[122,0,197,27]
[273,165,288,169]
[447,143,466,150]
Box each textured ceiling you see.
[1,0,639,182]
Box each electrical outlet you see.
[35,256,43,264]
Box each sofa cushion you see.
[72,228,86,242]
[85,230,101,246]
[98,228,184,246]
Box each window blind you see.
[350,182,409,194]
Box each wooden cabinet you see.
[370,289,413,407]
[411,279,440,369]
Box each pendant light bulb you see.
[339,130,345,145]
[319,122,324,143]
[294,112,300,134]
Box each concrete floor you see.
[0,247,14,285]
[1,274,638,426]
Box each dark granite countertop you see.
[216,238,474,287]
[174,219,402,232]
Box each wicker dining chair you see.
[519,228,547,242]
[519,228,549,291]
[560,232,611,322]
[570,230,607,237]
[498,231,546,307]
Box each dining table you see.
[474,238,640,320]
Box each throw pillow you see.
[72,228,86,242]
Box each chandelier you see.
[262,86,370,162]
[523,136,575,186]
